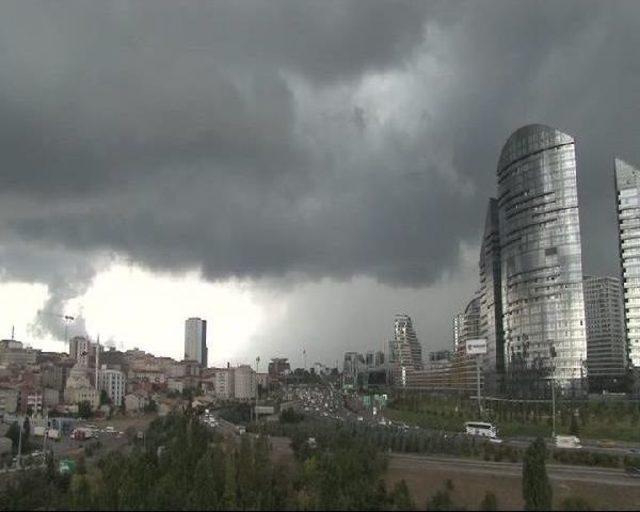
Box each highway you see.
[389,453,640,487]
[289,384,640,459]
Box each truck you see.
[33,426,46,437]
[71,429,87,441]
[47,429,60,440]
[555,435,581,449]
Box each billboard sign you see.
[466,338,487,355]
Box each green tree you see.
[480,490,498,511]
[72,475,93,510]
[561,496,593,511]
[389,479,415,510]
[22,416,30,448]
[237,435,255,508]
[223,451,237,510]
[569,412,580,436]
[77,454,87,475]
[522,437,552,511]
[144,399,158,413]
[6,421,20,453]
[426,489,454,511]
[99,389,110,406]
[78,401,93,419]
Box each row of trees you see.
[2,409,610,511]
[389,393,640,441]
[0,413,414,510]
[254,415,640,470]
[392,393,640,426]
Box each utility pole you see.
[476,354,482,416]
[95,334,100,391]
[37,311,75,349]
[254,356,260,423]
[550,342,557,440]
[551,382,556,439]
[17,416,23,469]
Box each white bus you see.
[555,435,581,449]
[464,421,497,439]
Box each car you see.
[489,438,503,444]
[625,466,640,478]
[357,416,364,422]
[628,448,640,455]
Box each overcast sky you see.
[1,1,639,367]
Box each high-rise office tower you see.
[391,314,423,370]
[497,125,587,394]
[184,317,208,366]
[615,159,640,372]
[365,351,375,368]
[479,198,504,393]
[461,296,481,349]
[583,276,627,392]
[452,296,481,355]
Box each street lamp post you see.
[550,343,557,440]
[254,356,260,423]
[17,416,23,469]
[476,354,482,416]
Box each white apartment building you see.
[98,367,126,406]
[214,368,234,400]
[234,365,257,400]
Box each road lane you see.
[389,453,640,487]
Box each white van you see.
[555,435,581,449]
[464,421,497,439]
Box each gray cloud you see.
[0,1,639,346]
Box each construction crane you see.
[36,310,75,345]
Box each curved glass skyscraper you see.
[497,125,587,394]
[479,198,504,393]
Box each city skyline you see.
[1,1,639,368]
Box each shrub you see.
[560,496,593,511]
[480,491,498,511]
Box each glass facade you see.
[497,124,587,394]
[614,158,640,368]
[184,317,208,366]
[583,275,627,391]
[479,198,504,393]
[452,296,481,356]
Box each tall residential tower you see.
[614,158,640,371]
[390,314,423,370]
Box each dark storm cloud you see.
[1,0,640,340]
